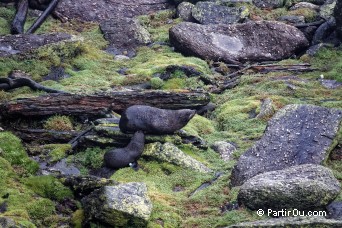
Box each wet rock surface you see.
[169,21,309,63]
[238,164,341,211]
[0,33,72,57]
[231,104,342,186]
[82,182,152,227]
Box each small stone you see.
[256,98,275,120]
[115,55,130,61]
[177,2,195,22]
[211,141,236,161]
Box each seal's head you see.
[177,109,196,125]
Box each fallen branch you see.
[11,0,28,34]
[0,90,210,118]
[26,0,61,34]
[0,71,67,93]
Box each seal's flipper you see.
[129,161,139,171]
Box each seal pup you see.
[119,105,196,134]
[104,131,145,170]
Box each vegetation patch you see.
[44,115,73,131]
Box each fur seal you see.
[119,105,196,134]
[104,131,145,169]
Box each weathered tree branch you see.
[26,0,60,34]
[0,71,67,93]
[11,0,28,34]
[0,90,210,118]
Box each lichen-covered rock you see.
[0,33,73,57]
[238,164,341,210]
[192,2,249,25]
[327,201,342,220]
[0,217,17,228]
[290,2,320,11]
[319,0,336,20]
[100,18,151,55]
[82,183,152,227]
[335,0,342,39]
[62,175,118,196]
[169,21,309,63]
[256,98,275,119]
[177,2,195,22]
[144,142,212,173]
[252,0,284,9]
[231,104,342,186]
[228,216,342,228]
[211,141,236,161]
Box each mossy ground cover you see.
[0,3,341,228]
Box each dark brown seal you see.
[104,131,145,169]
[119,105,196,134]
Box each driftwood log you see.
[0,90,210,118]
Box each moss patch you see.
[23,175,73,201]
[0,132,39,175]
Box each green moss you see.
[150,77,165,89]
[139,10,179,42]
[0,6,15,35]
[71,209,85,228]
[44,115,73,131]
[182,115,215,138]
[0,132,39,175]
[68,147,107,174]
[23,175,73,201]
[26,198,55,221]
[288,8,317,22]
[44,144,72,162]
[308,47,342,82]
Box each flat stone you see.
[238,164,341,210]
[211,141,236,161]
[0,33,72,57]
[231,104,342,186]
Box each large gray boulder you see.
[231,104,342,186]
[169,21,309,64]
[82,183,152,227]
[238,164,341,210]
[228,217,342,228]
[192,2,249,24]
[335,0,342,39]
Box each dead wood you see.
[0,90,210,119]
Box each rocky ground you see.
[0,0,341,227]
